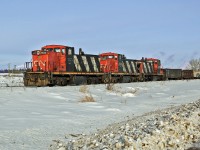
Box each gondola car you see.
[182,70,194,79]
[163,69,182,80]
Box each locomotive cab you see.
[32,45,74,72]
[99,52,119,73]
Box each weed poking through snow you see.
[80,94,95,103]
[79,85,89,93]
[79,85,95,102]
[105,83,139,97]
[106,83,115,91]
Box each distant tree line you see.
[0,69,8,73]
[0,69,26,73]
[186,58,200,71]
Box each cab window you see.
[62,48,65,54]
[108,56,114,59]
[45,48,53,51]
[68,49,72,55]
[101,56,107,60]
[54,48,61,52]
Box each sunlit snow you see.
[0,74,200,150]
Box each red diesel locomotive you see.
[24,44,200,86]
[24,44,163,86]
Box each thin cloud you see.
[165,54,175,63]
[159,51,166,57]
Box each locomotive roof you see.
[42,45,71,48]
[99,52,120,55]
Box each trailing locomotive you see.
[99,52,163,82]
[24,44,199,86]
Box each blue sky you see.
[0,0,200,69]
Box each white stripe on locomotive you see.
[74,55,82,71]
[147,63,151,73]
[131,61,137,73]
[122,62,127,72]
[143,63,148,73]
[82,56,90,72]
[126,61,132,73]
[91,57,99,72]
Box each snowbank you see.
[0,73,24,87]
[0,77,200,149]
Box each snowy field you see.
[0,73,23,87]
[0,74,200,149]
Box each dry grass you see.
[160,80,165,85]
[120,88,138,95]
[106,83,138,96]
[80,94,95,103]
[106,83,115,91]
[127,88,138,94]
[79,85,96,102]
[79,85,89,93]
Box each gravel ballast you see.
[49,99,200,150]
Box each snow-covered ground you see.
[0,74,200,150]
[0,73,23,87]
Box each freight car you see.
[163,69,182,80]
[24,44,163,86]
[182,70,194,79]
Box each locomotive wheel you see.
[56,79,62,86]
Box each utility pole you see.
[8,63,11,76]
[14,65,16,74]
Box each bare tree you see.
[186,58,200,71]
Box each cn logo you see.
[34,60,46,66]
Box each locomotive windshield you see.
[101,55,114,60]
[108,56,114,58]
[42,48,53,52]
[41,47,65,53]
[54,48,61,52]
[101,56,107,60]
[54,48,65,53]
